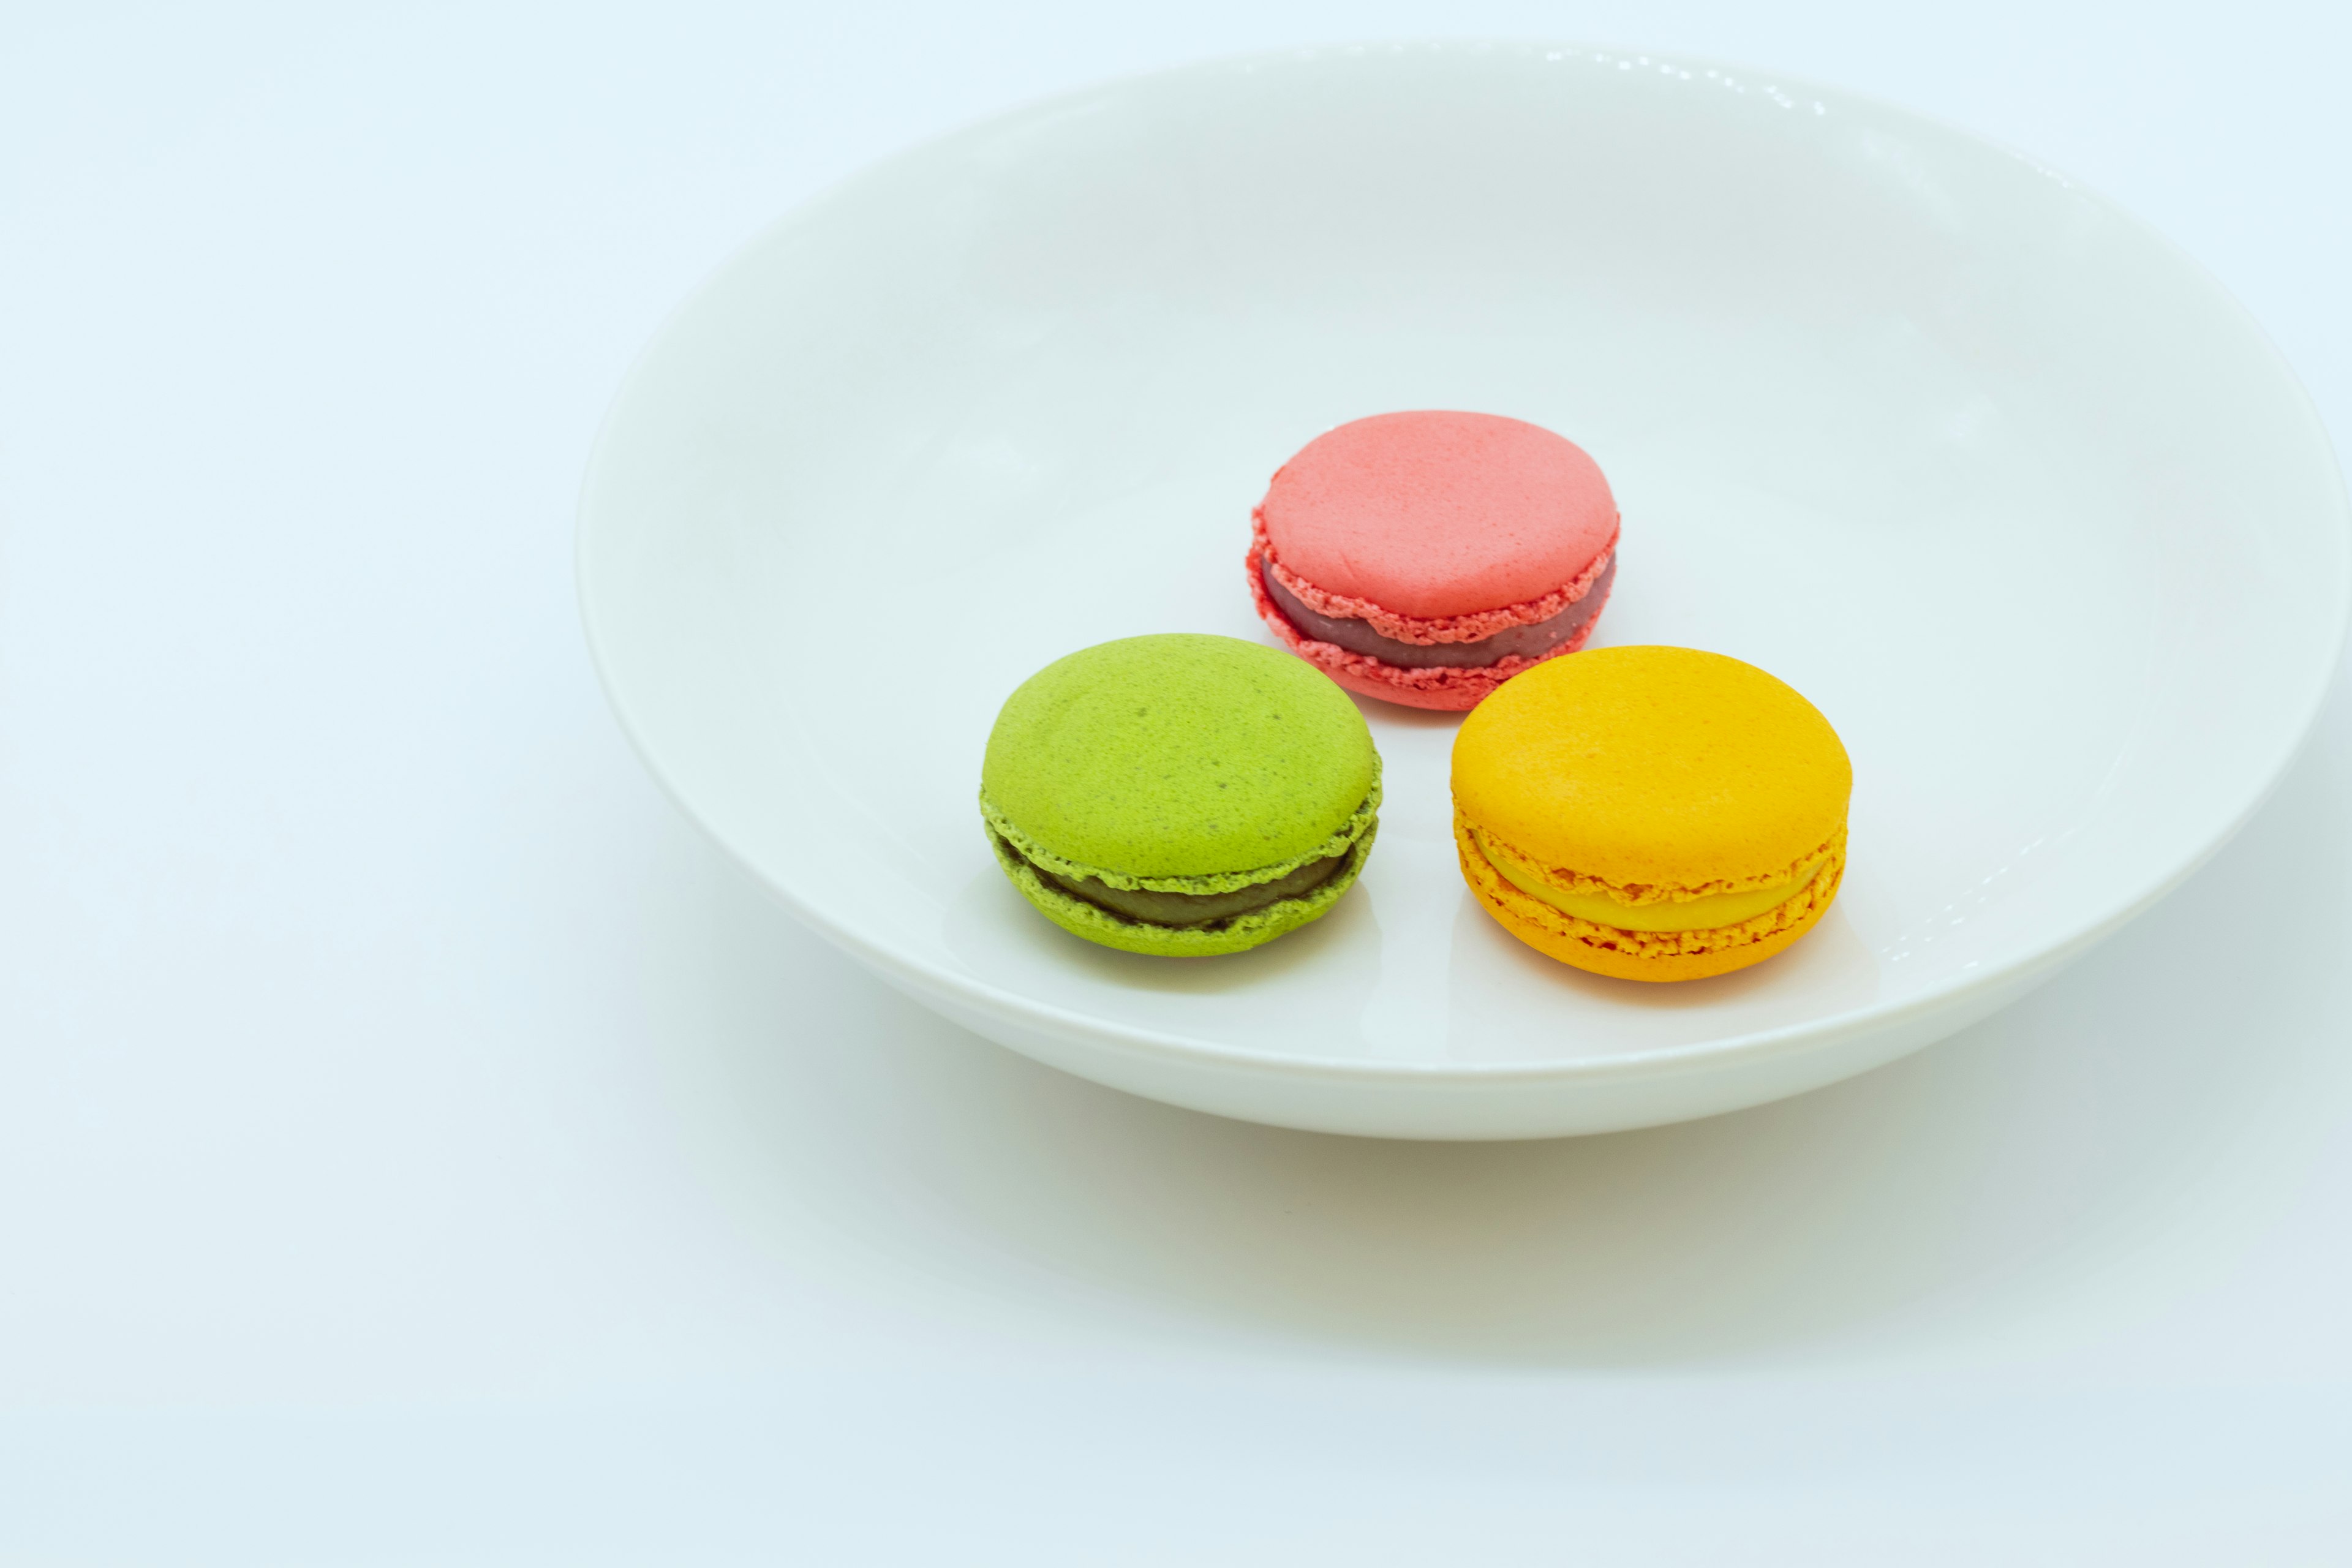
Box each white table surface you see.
[5,3,2349,1562]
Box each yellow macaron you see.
[1451,646,1852,982]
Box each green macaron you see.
[981,633,1381,956]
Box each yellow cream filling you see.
[1475,830,1824,933]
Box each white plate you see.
[578,43,2348,1139]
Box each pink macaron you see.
[1246,411,1620,711]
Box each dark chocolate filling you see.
[1003,832,1348,929]
[1261,554,1615,669]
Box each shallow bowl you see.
[579,43,2348,1138]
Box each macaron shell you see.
[992,819,1377,956]
[1452,646,1851,893]
[1257,411,1618,619]
[1457,815,1845,981]
[982,633,1377,883]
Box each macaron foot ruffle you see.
[1246,541,1608,712]
[990,816,1379,957]
[1456,816,1845,981]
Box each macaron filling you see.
[1473,827,1826,934]
[1259,555,1616,669]
[1008,842,1348,929]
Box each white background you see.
[4,2,2350,1562]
